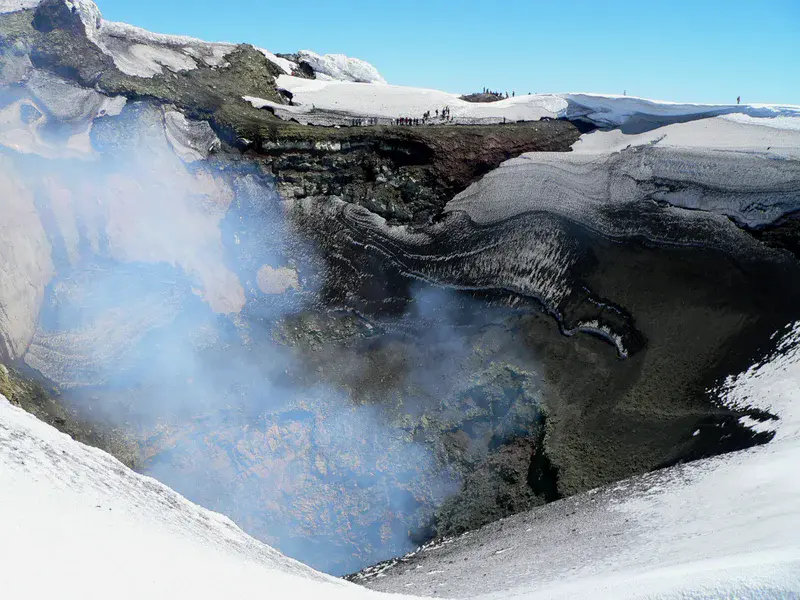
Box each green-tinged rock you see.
[0,363,142,469]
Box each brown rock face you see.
[259,121,587,225]
[32,0,94,35]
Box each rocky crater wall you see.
[1,0,799,577]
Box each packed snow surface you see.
[277,74,800,129]
[572,112,800,157]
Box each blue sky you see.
[95,0,799,105]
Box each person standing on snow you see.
[737,96,741,105]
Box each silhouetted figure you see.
[512,91,515,97]
[737,96,741,105]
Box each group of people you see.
[482,87,514,98]
[343,93,746,129]
[395,106,454,126]
[349,117,379,126]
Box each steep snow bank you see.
[0,395,394,600]
[563,93,800,129]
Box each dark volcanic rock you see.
[0,362,140,469]
[750,211,800,259]
[460,92,504,103]
[32,0,95,35]
[435,436,548,537]
[262,121,584,224]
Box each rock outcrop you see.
[0,164,53,360]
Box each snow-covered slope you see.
[276,74,800,129]
[13,1,795,130]
[0,394,398,600]
[275,75,566,122]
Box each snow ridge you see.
[276,74,800,129]
[297,50,386,84]
[3,1,380,82]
